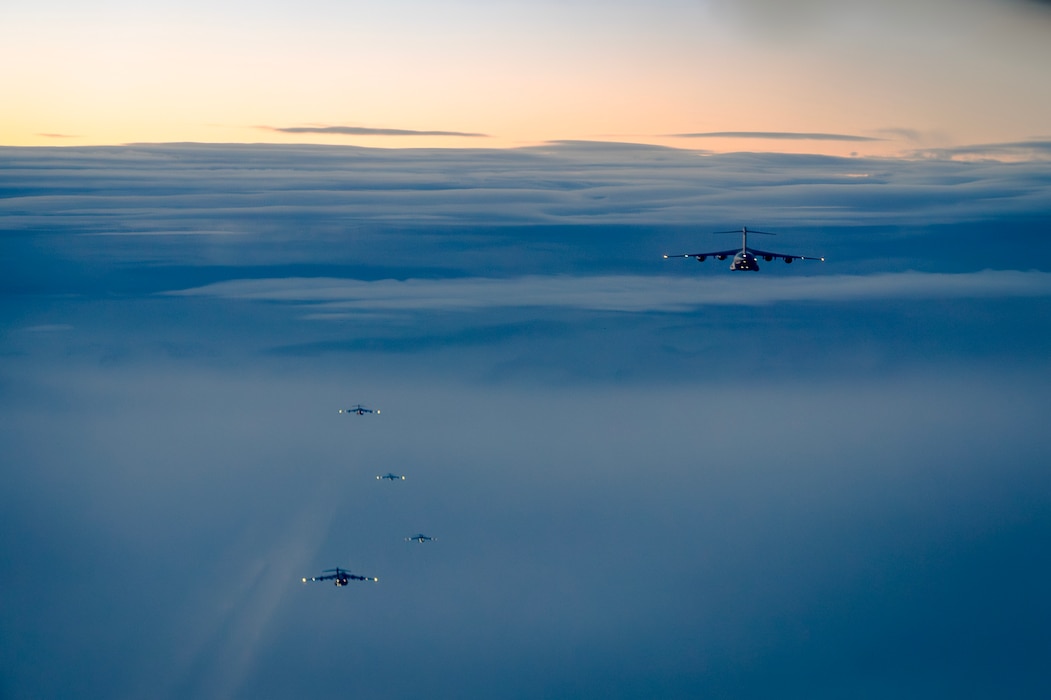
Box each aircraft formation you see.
[304,402,436,591]
[305,226,823,589]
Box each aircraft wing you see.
[748,247,825,262]
[663,248,741,260]
[308,574,336,582]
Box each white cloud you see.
[167,270,1051,316]
[20,324,75,332]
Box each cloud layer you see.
[3,141,1051,698]
[169,270,1051,315]
[2,141,1050,290]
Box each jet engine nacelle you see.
[716,255,727,260]
[783,257,793,264]
[763,255,774,262]
[694,255,707,262]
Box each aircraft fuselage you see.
[731,251,760,271]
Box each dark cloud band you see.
[673,131,884,142]
[911,140,1051,160]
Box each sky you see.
[3,0,1051,155]
[2,2,1051,698]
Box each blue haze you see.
[1,142,1050,698]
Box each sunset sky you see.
[3,0,1050,155]
[3,2,1051,698]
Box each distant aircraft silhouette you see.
[339,404,379,415]
[377,473,406,481]
[302,566,378,586]
[405,534,435,543]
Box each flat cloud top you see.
[4,140,1051,700]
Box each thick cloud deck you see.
[2,142,1050,699]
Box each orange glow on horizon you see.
[2,1,1048,160]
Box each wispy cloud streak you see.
[263,125,488,137]
[673,131,883,142]
[168,271,1051,316]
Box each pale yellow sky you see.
[3,0,1049,156]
